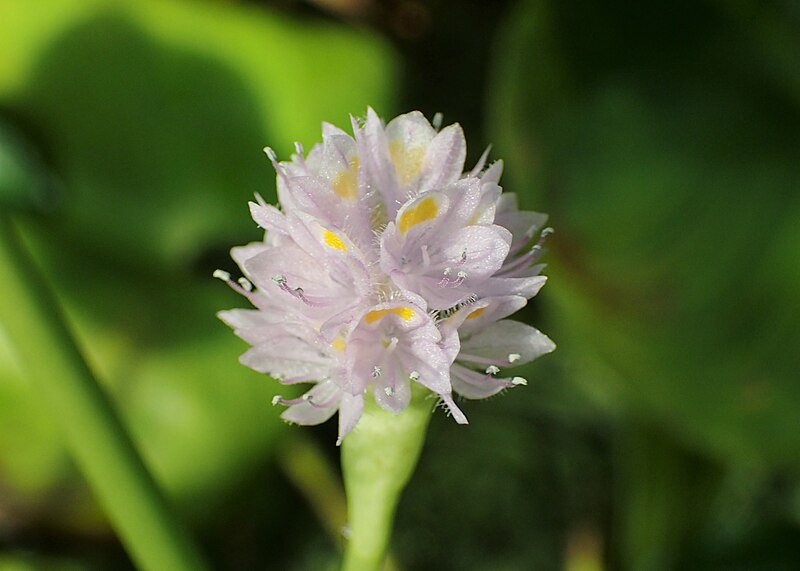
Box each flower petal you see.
[418,123,466,191]
[451,363,516,400]
[458,319,555,368]
[281,381,340,426]
[357,107,404,217]
[337,392,365,445]
[373,362,412,414]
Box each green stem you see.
[340,386,432,571]
[0,214,209,571]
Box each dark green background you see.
[1,0,798,569]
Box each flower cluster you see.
[217,109,555,444]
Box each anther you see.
[450,270,467,287]
[213,269,231,281]
[372,366,382,378]
[271,395,282,406]
[485,365,500,375]
[438,268,467,288]
[384,386,394,396]
[272,275,318,306]
[263,147,278,162]
[508,353,521,363]
[437,267,453,288]
[432,112,444,130]
[409,371,420,381]
[293,287,314,305]
[238,277,253,291]
[511,377,527,386]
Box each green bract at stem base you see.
[0,214,210,571]
[340,384,434,571]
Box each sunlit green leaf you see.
[0,0,397,530]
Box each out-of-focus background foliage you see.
[0,0,798,568]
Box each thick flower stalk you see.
[217,109,555,568]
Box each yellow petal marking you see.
[333,157,359,200]
[364,307,416,324]
[389,141,425,185]
[331,337,346,352]
[323,229,348,252]
[398,196,439,234]
[466,307,486,319]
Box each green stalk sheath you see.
[0,214,209,571]
[340,386,432,571]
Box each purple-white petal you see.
[458,319,555,368]
[281,381,341,426]
[337,392,365,445]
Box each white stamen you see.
[271,395,282,406]
[439,268,468,288]
[508,353,521,363]
[384,337,399,354]
[213,269,231,281]
[485,365,500,375]
[529,227,555,261]
[238,277,253,291]
[372,366,382,378]
[409,371,420,381]
[432,112,444,130]
[468,145,492,177]
[294,141,305,156]
[302,393,312,401]
[263,146,277,162]
[272,274,287,285]
[511,377,527,386]
[384,386,394,396]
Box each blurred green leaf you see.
[0,553,85,571]
[490,0,800,467]
[0,0,397,532]
[615,423,721,571]
[1,0,396,269]
[0,120,55,212]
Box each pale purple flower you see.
[218,109,554,444]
